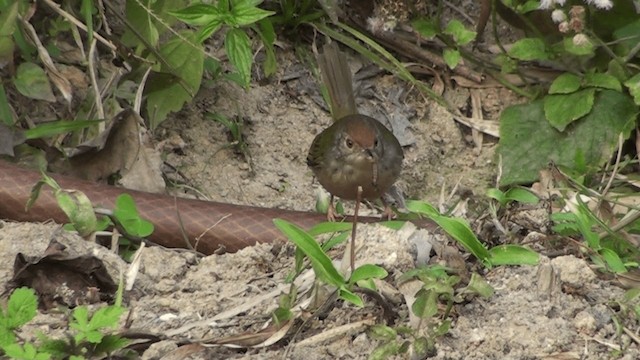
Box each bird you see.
[306,42,404,221]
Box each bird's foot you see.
[381,203,396,221]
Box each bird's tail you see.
[317,42,358,121]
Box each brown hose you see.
[0,159,335,254]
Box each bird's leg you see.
[380,197,395,220]
[350,186,363,273]
[327,195,337,222]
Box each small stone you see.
[573,310,596,334]
[550,255,596,287]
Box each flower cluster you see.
[539,0,613,47]
[539,0,613,10]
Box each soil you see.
[2,7,639,360]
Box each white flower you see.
[592,0,613,9]
[551,9,567,23]
[558,21,570,33]
[573,33,590,46]
[556,0,566,5]
[539,0,555,9]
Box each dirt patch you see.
[1,36,637,360]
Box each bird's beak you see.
[365,148,377,162]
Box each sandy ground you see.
[2,47,639,359]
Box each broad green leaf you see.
[508,38,549,60]
[412,289,438,318]
[6,288,37,329]
[563,36,594,56]
[231,4,274,26]
[54,188,97,238]
[406,201,491,265]
[543,88,595,131]
[368,324,397,341]
[498,90,636,185]
[624,73,640,105]
[122,0,159,49]
[145,32,204,128]
[486,188,506,205]
[548,73,581,94]
[443,49,461,69]
[411,18,437,38]
[225,28,252,88]
[273,219,345,287]
[583,73,621,91]
[114,194,154,237]
[349,264,388,284]
[599,248,627,273]
[197,19,223,42]
[613,18,640,56]
[88,306,125,330]
[504,188,539,204]
[443,20,475,46]
[170,4,221,26]
[13,62,55,102]
[0,1,18,67]
[488,245,539,265]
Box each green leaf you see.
[368,324,397,341]
[48,183,97,238]
[6,288,37,329]
[338,287,363,307]
[443,49,461,69]
[231,4,274,26]
[114,194,154,237]
[443,19,476,46]
[273,219,345,287]
[255,21,276,77]
[583,73,621,91]
[548,73,581,94]
[544,88,595,131]
[349,264,388,284]
[0,1,18,68]
[464,273,494,298]
[563,36,594,56]
[225,28,252,88]
[486,188,506,206]
[624,73,640,105]
[406,201,492,266]
[122,0,159,49]
[0,84,13,125]
[170,4,221,26]
[88,306,125,331]
[23,120,103,140]
[13,62,55,102]
[145,32,204,129]
[308,221,352,236]
[508,38,549,60]
[498,90,636,185]
[488,245,539,265]
[600,248,627,273]
[503,188,539,204]
[93,334,129,354]
[411,17,437,38]
[412,289,438,318]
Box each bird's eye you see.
[374,139,379,147]
[345,138,354,148]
